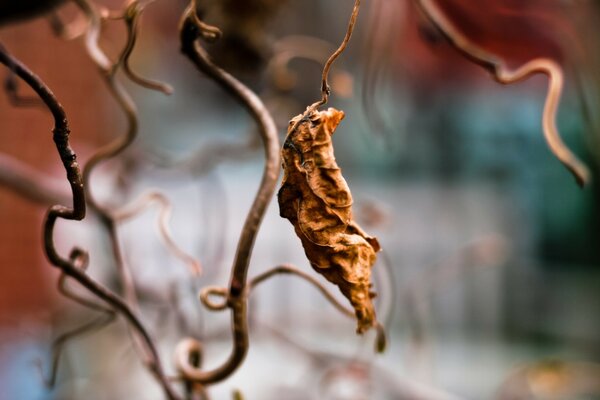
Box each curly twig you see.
[0,46,86,261]
[175,2,280,384]
[287,0,361,143]
[121,0,174,95]
[249,264,386,353]
[315,0,361,109]
[300,0,361,120]
[75,0,153,361]
[0,44,180,398]
[64,1,183,397]
[113,191,202,275]
[414,0,590,187]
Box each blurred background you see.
[0,0,599,398]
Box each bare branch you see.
[175,2,280,384]
[113,191,202,276]
[249,264,386,353]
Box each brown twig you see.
[300,0,361,122]
[67,1,183,397]
[287,0,361,146]
[414,0,590,187]
[0,44,180,399]
[314,0,361,109]
[249,264,386,353]
[75,0,154,365]
[121,0,174,95]
[175,2,280,384]
[0,46,86,260]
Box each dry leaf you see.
[278,107,381,333]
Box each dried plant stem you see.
[0,46,85,260]
[315,0,361,109]
[302,0,361,118]
[251,265,355,318]
[289,0,361,136]
[69,1,182,398]
[113,191,202,275]
[76,0,152,362]
[250,265,386,352]
[0,44,179,399]
[121,1,174,95]
[176,4,280,384]
[415,0,590,187]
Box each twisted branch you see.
[414,0,590,187]
[113,191,201,275]
[249,264,387,353]
[0,44,180,399]
[174,2,280,384]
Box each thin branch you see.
[72,4,195,395]
[121,1,174,95]
[0,44,179,398]
[316,0,361,107]
[75,0,154,366]
[288,0,361,141]
[113,191,202,275]
[414,0,590,187]
[175,2,280,384]
[249,264,386,353]
[250,265,354,318]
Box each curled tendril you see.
[414,0,590,187]
[0,44,179,397]
[113,191,202,276]
[49,1,182,397]
[199,286,228,311]
[121,0,174,95]
[250,264,387,353]
[290,0,361,136]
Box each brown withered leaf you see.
[278,107,381,333]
